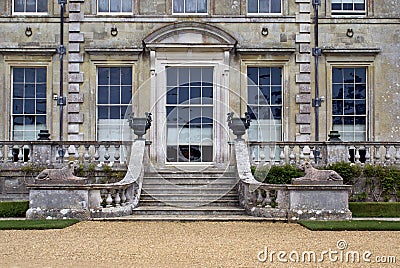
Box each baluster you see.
[384,145,391,166]
[299,146,305,165]
[395,145,400,165]
[258,145,265,164]
[256,189,263,206]
[104,145,110,164]
[63,145,70,163]
[114,190,121,207]
[8,145,14,162]
[0,144,4,163]
[346,145,351,163]
[365,146,371,164]
[106,190,113,208]
[262,190,271,207]
[375,145,381,165]
[27,144,33,163]
[18,145,24,163]
[114,144,121,165]
[309,147,315,166]
[74,145,81,162]
[289,145,295,165]
[354,146,361,164]
[269,144,275,165]
[279,145,285,165]
[94,144,100,164]
[84,144,90,163]
[121,189,127,206]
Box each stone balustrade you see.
[26,140,148,219]
[247,141,400,166]
[0,141,128,167]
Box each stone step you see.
[132,205,246,215]
[139,199,240,207]
[94,214,278,222]
[141,193,238,201]
[143,177,238,185]
[142,186,237,194]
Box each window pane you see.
[110,0,121,12]
[98,106,108,119]
[271,0,281,13]
[14,0,24,12]
[37,0,47,12]
[167,88,178,104]
[13,99,23,114]
[110,67,121,85]
[259,0,269,13]
[167,68,177,87]
[110,86,120,104]
[98,0,109,12]
[186,0,196,13]
[13,68,24,82]
[344,85,354,99]
[36,68,46,83]
[271,67,282,85]
[173,0,184,13]
[197,0,207,13]
[259,67,270,85]
[13,84,24,98]
[332,100,343,115]
[26,0,36,12]
[332,68,342,83]
[36,99,46,114]
[98,86,109,104]
[121,67,132,85]
[25,68,35,83]
[25,84,35,98]
[122,0,132,12]
[121,86,132,104]
[247,67,258,84]
[355,84,366,99]
[248,0,258,13]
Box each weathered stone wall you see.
[0,0,399,143]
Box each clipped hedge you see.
[349,202,400,217]
[0,201,29,217]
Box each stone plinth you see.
[287,185,352,222]
[26,185,91,220]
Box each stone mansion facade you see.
[0,0,399,167]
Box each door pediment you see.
[143,22,237,51]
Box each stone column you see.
[295,0,312,142]
[67,0,85,141]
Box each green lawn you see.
[299,220,400,231]
[0,219,79,230]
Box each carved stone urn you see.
[128,112,152,140]
[227,112,251,140]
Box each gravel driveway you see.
[0,221,399,267]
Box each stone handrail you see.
[26,139,149,219]
[233,139,352,221]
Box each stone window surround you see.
[87,57,138,141]
[240,58,291,142]
[324,57,375,141]
[3,55,55,141]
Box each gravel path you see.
[0,221,399,267]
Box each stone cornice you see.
[84,47,143,55]
[236,47,296,55]
[322,47,381,55]
[0,47,57,54]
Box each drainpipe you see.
[57,0,67,163]
[312,0,323,164]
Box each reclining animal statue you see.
[292,161,343,184]
[35,161,87,182]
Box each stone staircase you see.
[131,167,253,219]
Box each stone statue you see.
[36,161,86,182]
[292,161,343,185]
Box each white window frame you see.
[97,0,133,15]
[96,65,134,141]
[12,0,48,15]
[172,0,208,15]
[326,59,374,142]
[246,66,284,142]
[330,0,366,16]
[11,66,48,141]
[247,0,282,15]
